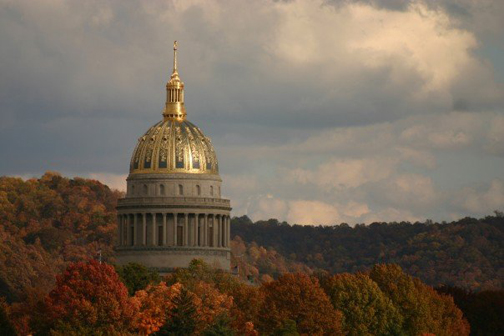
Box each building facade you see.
[115,42,231,272]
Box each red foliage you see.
[43,260,139,334]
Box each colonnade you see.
[117,212,230,248]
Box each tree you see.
[115,262,161,296]
[271,320,299,336]
[191,282,233,333]
[258,273,343,336]
[436,286,504,336]
[227,283,263,335]
[157,287,198,336]
[370,264,469,336]
[133,282,181,335]
[40,260,139,335]
[321,272,403,336]
[202,314,235,336]
[0,302,17,336]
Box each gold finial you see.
[173,41,178,73]
[163,40,186,122]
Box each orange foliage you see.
[133,282,181,335]
[228,283,264,335]
[258,273,343,336]
[191,281,234,333]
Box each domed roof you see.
[130,119,218,175]
[129,42,219,175]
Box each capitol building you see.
[115,42,232,272]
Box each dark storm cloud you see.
[0,0,503,223]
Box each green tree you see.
[202,314,235,336]
[115,262,161,296]
[272,319,299,336]
[321,272,403,336]
[370,264,469,336]
[157,288,197,336]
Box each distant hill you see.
[0,172,120,302]
[231,214,504,290]
[0,172,502,305]
[0,172,305,302]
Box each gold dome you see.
[129,41,218,175]
[130,120,218,174]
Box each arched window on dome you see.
[143,184,148,195]
[178,184,184,196]
[196,185,201,196]
[210,186,214,196]
[160,184,165,196]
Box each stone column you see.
[162,213,167,246]
[134,213,138,246]
[194,214,199,246]
[151,213,157,246]
[213,215,218,248]
[125,215,130,246]
[173,213,178,246]
[203,214,208,247]
[218,215,223,247]
[222,216,226,248]
[117,215,121,246]
[183,213,189,246]
[142,213,147,245]
[123,215,128,246]
[224,216,230,247]
[228,216,231,247]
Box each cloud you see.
[286,200,343,225]
[87,173,127,191]
[1,0,503,224]
[286,157,397,190]
[453,179,504,214]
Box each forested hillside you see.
[0,172,120,302]
[1,171,503,306]
[1,172,503,334]
[231,215,504,290]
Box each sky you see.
[1,0,504,225]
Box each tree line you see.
[0,172,503,334]
[231,213,504,291]
[1,260,472,335]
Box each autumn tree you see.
[227,283,263,334]
[321,272,403,335]
[370,264,470,336]
[201,314,235,336]
[0,301,17,336]
[271,320,300,336]
[133,282,181,335]
[167,260,259,335]
[157,287,198,336]
[258,273,343,336]
[116,262,161,296]
[436,286,504,336]
[39,260,139,335]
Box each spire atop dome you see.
[173,40,178,74]
[163,40,186,122]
